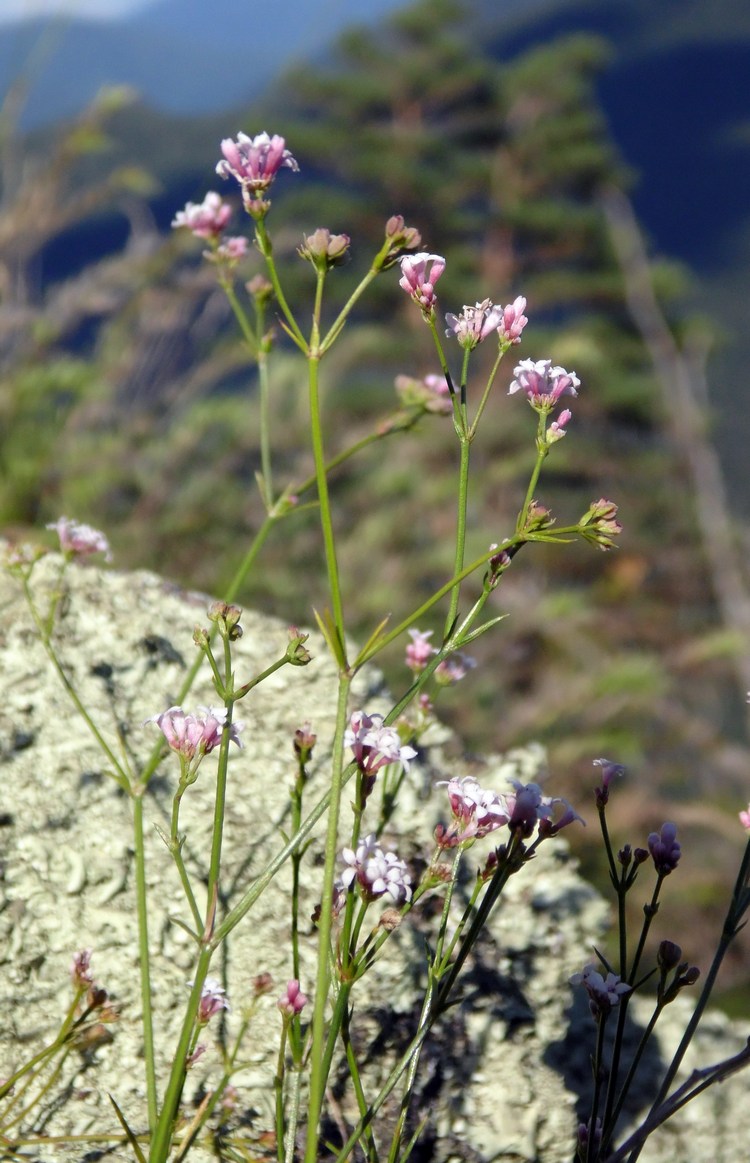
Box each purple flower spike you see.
[648,822,681,875]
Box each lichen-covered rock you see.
[1,553,748,1162]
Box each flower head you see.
[509,358,579,410]
[340,834,412,904]
[739,803,750,830]
[405,628,436,673]
[214,236,249,263]
[578,498,622,551]
[505,779,555,838]
[277,979,309,1017]
[146,705,243,761]
[216,131,299,212]
[71,949,95,991]
[345,711,417,776]
[497,296,528,345]
[172,191,232,239]
[445,299,505,350]
[593,757,625,807]
[398,252,446,315]
[434,651,476,686]
[298,227,350,268]
[394,373,452,415]
[195,977,230,1023]
[383,215,422,263]
[648,822,681,875]
[438,775,509,845]
[570,962,631,1020]
[47,516,111,561]
[546,408,572,443]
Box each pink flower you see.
[277,979,309,1017]
[215,236,249,262]
[547,408,572,442]
[146,705,243,760]
[648,822,681,875]
[593,757,625,807]
[438,775,509,844]
[497,296,528,345]
[508,358,579,409]
[434,652,476,686]
[398,252,446,314]
[172,191,232,239]
[739,804,750,830]
[345,711,417,776]
[505,780,555,838]
[71,949,94,991]
[216,131,299,191]
[445,299,505,349]
[47,516,111,560]
[195,977,230,1023]
[570,962,631,1019]
[405,628,436,673]
[394,373,452,415]
[340,834,412,904]
[578,498,622,551]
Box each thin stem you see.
[308,351,346,655]
[304,676,352,1163]
[444,434,471,637]
[132,791,158,1133]
[254,217,307,350]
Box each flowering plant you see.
[3,128,749,1163]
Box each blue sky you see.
[0,0,148,18]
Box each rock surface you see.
[1,552,748,1162]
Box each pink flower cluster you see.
[146,705,244,761]
[340,834,412,904]
[47,516,111,560]
[398,252,446,314]
[195,977,230,1023]
[394,374,452,416]
[509,358,580,409]
[345,711,417,776]
[172,191,232,238]
[445,296,528,350]
[570,962,631,1019]
[437,775,583,847]
[216,131,299,210]
[277,979,309,1017]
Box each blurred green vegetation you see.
[1,0,748,996]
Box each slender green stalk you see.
[23,579,131,790]
[132,791,159,1133]
[308,351,346,653]
[275,1025,289,1163]
[467,343,507,439]
[444,434,471,635]
[303,676,352,1163]
[147,946,213,1163]
[254,218,307,350]
[516,411,550,532]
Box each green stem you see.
[254,218,307,350]
[133,790,158,1133]
[516,410,550,533]
[303,676,352,1163]
[308,352,346,655]
[444,434,471,636]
